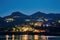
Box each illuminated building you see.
[29,22,34,25]
[58,20,60,23]
[34,29,46,32]
[43,23,52,27]
[34,22,42,26]
[13,16,20,18]
[5,18,14,22]
[37,18,44,22]
[44,19,48,21]
[12,27,16,32]
[12,25,34,32]
[25,19,30,22]
[21,26,34,32]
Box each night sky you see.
[0,0,60,17]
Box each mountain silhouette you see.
[3,11,60,19]
[30,11,60,20]
[4,12,28,19]
[30,11,46,18]
[0,11,60,28]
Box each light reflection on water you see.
[0,35,60,40]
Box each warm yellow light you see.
[6,18,14,21]
[22,35,28,40]
[34,29,46,32]
[34,35,39,40]
[34,22,42,26]
[34,30,39,32]
[16,30,19,32]
[12,28,15,32]
[5,18,14,22]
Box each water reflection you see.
[0,35,60,40]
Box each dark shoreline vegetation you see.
[0,32,60,36]
[0,11,60,36]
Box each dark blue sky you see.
[0,0,60,17]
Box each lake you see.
[0,35,60,40]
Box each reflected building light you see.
[6,35,9,40]
[22,35,28,40]
[12,35,15,40]
[41,35,48,40]
[34,35,39,40]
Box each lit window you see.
[5,18,14,22]
[25,19,30,21]
[58,20,60,23]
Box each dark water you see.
[0,35,60,40]
[48,36,60,40]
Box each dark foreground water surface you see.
[0,35,60,40]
